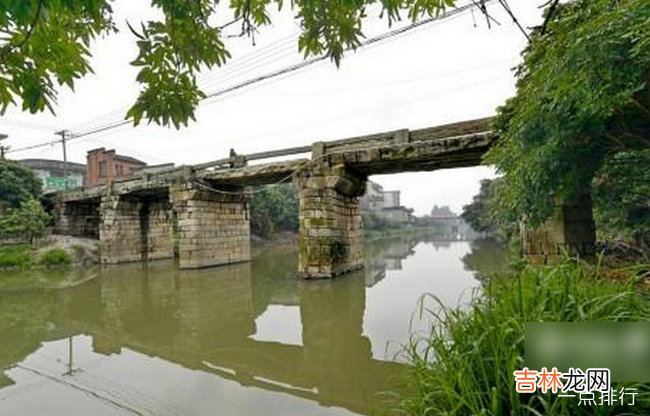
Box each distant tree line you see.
[249,184,420,238]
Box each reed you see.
[403,258,650,415]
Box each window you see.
[98,161,107,177]
[116,164,123,177]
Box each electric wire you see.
[7,1,486,155]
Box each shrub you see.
[39,248,72,266]
[0,198,50,243]
[0,245,32,268]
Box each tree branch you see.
[13,0,44,49]
[540,0,560,35]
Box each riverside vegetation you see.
[403,259,650,416]
[403,1,650,415]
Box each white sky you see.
[0,1,545,216]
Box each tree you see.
[461,177,518,238]
[0,159,49,242]
[461,179,496,234]
[1,0,475,129]
[592,149,650,249]
[0,198,50,243]
[0,159,42,211]
[250,184,298,237]
[487,0,650,227]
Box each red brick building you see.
[86,148,146,185]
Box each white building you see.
[361,181,385,213]
[383,190,400,208]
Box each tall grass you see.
[403,259,650,415]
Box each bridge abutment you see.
[522,193,596,263]
[295,164,366,279]
[53,198,101,239]
[171,183,251,269]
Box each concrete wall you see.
[295,164,366,279]
[171,183,251,269]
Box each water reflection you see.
[0,236,505,416]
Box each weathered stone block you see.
[172,183,251,270]
[522,193,596,264]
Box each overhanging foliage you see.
[488,0,650,226]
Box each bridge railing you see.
[53,117,494,197]
[191,116,494,172]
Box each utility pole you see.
[55,130,69,189]
[0,133,8,158]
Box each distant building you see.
[361,181,385,212]
[383,190,400,208]
[430,205,457,219]
[430,205,460,235]
[20,159,86,191]
[382,206,414,223]
[87,148,147,185]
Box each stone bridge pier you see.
[100,192,174,263]
[521,193,596,263]
[295,162,366,279]
[171,182,251,269]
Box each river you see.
[0,236,505,416]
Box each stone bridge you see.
[53,116,595,278]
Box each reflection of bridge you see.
[54,118,502,278]
[1,243,422,414]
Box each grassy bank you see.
[403,259,650,415]
[0,235,98,271]
[0,245,33,268]
[0,245,74,269]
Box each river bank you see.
[402,258,650,415]
[0,235,98,269]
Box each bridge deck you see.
[56,116,495,202]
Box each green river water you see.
[0,236,505,416]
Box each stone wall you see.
[171,183,251,269]
[53,199,101,239]
[295,163,366,278]
[521,193,596,264]
[99,193,174,264]
[146,199,175,261]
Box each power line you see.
[64,33,301,134]
[7,2,484,155]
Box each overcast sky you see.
[0,1,545,215]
